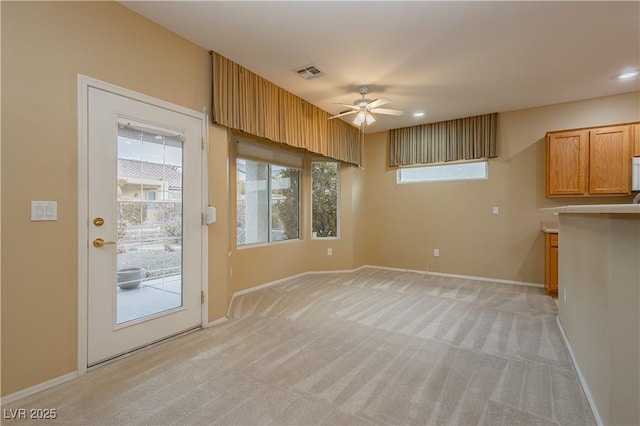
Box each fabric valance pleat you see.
[212,52,361,166]
[389,113,498,166]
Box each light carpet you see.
[2,268,595,425]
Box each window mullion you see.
[267,164,273,242]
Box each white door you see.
[87,87,203,366]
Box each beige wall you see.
[0,1,214,396]
[360,92,640,284]
[207,125,231,320]
[557,213,639,425]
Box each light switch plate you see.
[31,201,58,221]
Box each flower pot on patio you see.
[117,267,144,290]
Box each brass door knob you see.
[93,238,116,248]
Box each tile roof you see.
[117,159,182,189]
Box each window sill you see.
[237,238,302,250]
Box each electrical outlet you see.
[433,248,440,257]
[327,248,333,256]
[492,207,499,215]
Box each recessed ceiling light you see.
[413,112,425,117]
[618,71,639,80]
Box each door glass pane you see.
[116,124,183,324]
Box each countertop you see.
[539,204,640,215]
[540,221,558,234]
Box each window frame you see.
[397,160,488,184]
[236,156,302,248]
[310,159,340,240]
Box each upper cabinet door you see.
[633,123,640,157]
[588,126,631,195]
[546,130,588,196]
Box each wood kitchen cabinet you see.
[588,126,631,194]
[544,232,558,297]
[546,130,588,196]
[633,123,640,157]
[546,123,635,196]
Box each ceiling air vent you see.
[294,64,325,80]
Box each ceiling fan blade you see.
[334,103,360,110]
[366,97,391,110]
[328,110,358,119]
[369,107,404,116]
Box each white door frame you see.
[77,75,208,376]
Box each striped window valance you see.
[389,113,498,166]
[212,52,362,166]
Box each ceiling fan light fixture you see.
[353,111,376,126]
[353,111,367,126]
[331,87,403,125]
[365,112,376,125]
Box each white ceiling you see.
[121,1,640,133]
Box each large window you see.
[237,158,300,246]
[397,161,487,184]
[311,161,339,238]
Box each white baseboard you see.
[203,316,229,328]
[359,264,544,288]
[556,316,603,426]
[228,268,367,316]
[1,372,77,406]
[231,272,310,298]
[228,269,360,304]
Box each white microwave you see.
[633,157,640,191]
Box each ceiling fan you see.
[329,86,404,126]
